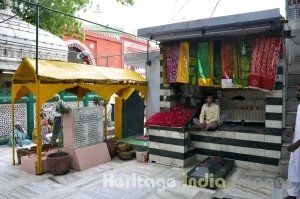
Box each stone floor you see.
[0,145,293,199]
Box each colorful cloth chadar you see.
[221,41,234,88]
[166,43,179,83]
[213,40,222,86]
[233,39,252,87]
[189,45,198,85]
[161,45,168,84]
[176,42,189,83]
[197,42,214,86]
[248,37,281,91]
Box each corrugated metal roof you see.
[0,9,68,70]
[137,9,283,41]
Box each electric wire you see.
[210,0,221,18]
[17,0,157,43]
[168,0,190,23]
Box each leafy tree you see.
[0,0,134,38]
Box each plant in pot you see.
[47,134,71,175]
[44,95,71,175]
[116,143,134,160]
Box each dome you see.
[0,7,68,71]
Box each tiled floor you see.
[0,145,293,199]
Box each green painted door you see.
[122,91,144,138]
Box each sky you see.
[77,0,286,34]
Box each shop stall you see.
[139,9,284,171]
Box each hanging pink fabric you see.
[248,37,281,91]
[166,43,179,83]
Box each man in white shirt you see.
[192,94,220,131]
[43,94,68,145]
[285,86,300,199]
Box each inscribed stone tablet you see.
[73,107,103,148]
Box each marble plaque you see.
[73,107,103,149]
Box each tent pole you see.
[104,101,108,140]
[36,81,42,174]
[11,101,15,165]
[35,2,42,175]
[35,2,39,77]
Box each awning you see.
[13,58,147,84]
[12,58,147,103]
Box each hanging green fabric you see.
[189,45,198,85]
[233,39,252,87]
[197,42,213,86]
[213,40,222,86]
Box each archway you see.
[65,39,96,65]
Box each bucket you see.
[136,151,148,163]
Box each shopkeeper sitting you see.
[192,94,220,131]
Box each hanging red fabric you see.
[248,37,281,91]
[221,41,234,79]
[221,41,234,88]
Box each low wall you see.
[190,129,281,173]
[148,126,195,167]
[148,126,281,172]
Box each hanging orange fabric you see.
[221,41,234,88]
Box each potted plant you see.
[116,143,134,160]
[47,135,71,175]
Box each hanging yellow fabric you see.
[176,42,189,83]
[197,42,214,86]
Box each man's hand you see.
[288,140,300,152]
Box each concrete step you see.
[270,187,284,199]
[288,63,300,74]
[287,87,297,99]
[287,85,299,88]
[286,101,299,112]
[287,74,300,86]
[286,112,296,126]
[279,159,289,178]
[281,143,291,160]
